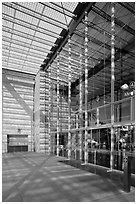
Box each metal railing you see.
[70,96,135,129]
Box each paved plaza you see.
[2,152,135,202]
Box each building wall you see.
[34,70,49,153]
[34,71,77,153]
[39,71,49,152]
[50,81,69,133]
[2,69,35,153]
[34,71,40,152]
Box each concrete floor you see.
[2,152,135,202]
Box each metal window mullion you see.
[84,11,88,164]
[76,114,78,129]
[57,53,60,157]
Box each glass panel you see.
[96,150,110,168]
[121,100,131,121]
[132,97,135,121]
[114,100,131,122]
[71,114,76,128]
[99,128,111,150]
[82,131,85,161]
[78,112,83,128]
[71,133,76,159]
[82,112,85,127]
[88,129,111,168]
[88,109,97,126]
[99,105,111,124]
[113,126,135,173]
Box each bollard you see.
[123,154,131,192]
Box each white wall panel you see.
[2,69,34,153]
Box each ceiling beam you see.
[2,53,41,65]
[40,2,74,18]
[118,2,135,14]
[71,37,135,90]
[2,13,61,39]
[50,2,76,16]
[2,36,51,54]
[3,26,55,47]
[91,5,135,36]
[74,30,112,51]
[3,3,66,30]
[2,68,36,78]
[2,44,46,60]
[2,59,39,69]
[42,2,96,70]
[89,73,134,102]
[13,2,67,27]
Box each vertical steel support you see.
[51,81,55,154]
[130,97,133,122]
[68,35,71,159]
[32,83,35,152]
[97,108,99,125]
[57,53,60,157]
[84,11,88,164]
[76,114,78,129]
[79,53,83,160]
[48,66,51,155]
[110,2,115,170]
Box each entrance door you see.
[7,134,28,153]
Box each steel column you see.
[84,11,88,164]
[68,36,71,159]
[79,53,83,160]
[97,108,99,125]
[44,3,95,70]
[110,2,115,170]
[57,53,60,157]
[48,66,51,155]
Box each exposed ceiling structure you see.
[2,2,78,74]
[2,2,135,101]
